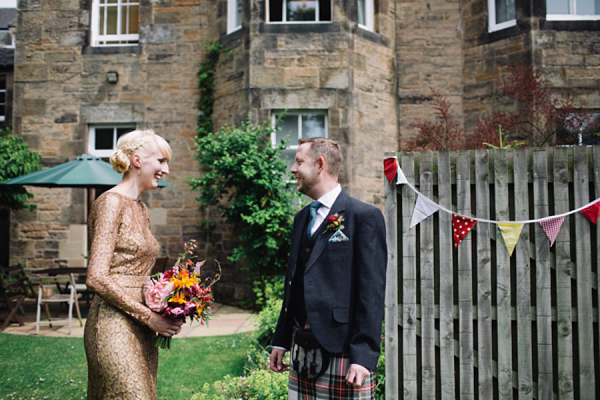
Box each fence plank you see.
[475,150,493,400]
[574,146,595,399]
[553,147,574,400]
[533,149,553,400]
[401,155,417,400]
[437,151,455,400]
[514,149,533,399]
[494,150,513,399]
[419,153,436,400]
[384,163,399,400]
[457,153,474,399]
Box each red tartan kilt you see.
[288,352,376,399]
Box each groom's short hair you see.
[298,137,343,177]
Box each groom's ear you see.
[316,156,326,173]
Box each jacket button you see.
[284,308,288,313]
[289,281,292,286]
[306,248,311,253]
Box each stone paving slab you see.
[1,301,256,338]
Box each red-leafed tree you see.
[405,65,595,151]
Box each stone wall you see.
[11,1,210,271]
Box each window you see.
[0,75,5,122]
[358,0,374,31]
[546,0,600,19]
[272,111,328,171]
[268,0,332,23]
[88,125,135,157]
[90,0,140,47]
[488,0,516,31]
[227,0,242,33]
[0,30,14,48]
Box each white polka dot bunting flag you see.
[452,214,477,248]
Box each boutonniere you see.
[324,214,345,233]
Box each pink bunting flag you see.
[452,214,477,248]
[539,216,565,247]
[579,202,599,224]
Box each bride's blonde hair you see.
[110,129,172,173]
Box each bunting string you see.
[384,156,600,225]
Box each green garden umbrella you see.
[0,154,174,188]
[0,154,174,220]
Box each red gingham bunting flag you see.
[579,202,599,224]
[452,214,477,248]
[539,216,565,247]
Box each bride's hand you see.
[147,313,183,337]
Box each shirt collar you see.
[316,184,341,210]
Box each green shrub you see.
[191,369,289,400]
[253,275,285,311]
[244,297,283,371]
[0,127,42,210]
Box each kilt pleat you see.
[288,353,375,400]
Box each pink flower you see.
[145,280,174,312]
[164,305,186,318]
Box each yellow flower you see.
[170,291,186,304]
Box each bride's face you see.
[137,149,170,190]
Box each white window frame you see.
[267,0,333,24]
[88,124,136,157]
[90,0,140,47]
[0,75,6,122]
[227,0,242,34]
[546,0,600,20]
[488,0,517,32]
[358,0,375,31]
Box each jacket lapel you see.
[305,190,348,273]
[289,206,309,277]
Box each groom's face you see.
[291,143,320,197]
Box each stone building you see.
[5,0,599,301]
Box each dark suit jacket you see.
[272,189,387,371]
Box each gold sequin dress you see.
[84,192,160,400]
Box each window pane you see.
[0,75,5,89]
[358,0,366,25]
[236,0,242,26]
[106,6,118,35]
[95,128,115,150]
[116,127,133,140]
[577,0,597,14]
[0,93,5,103]
[496,0,515,23]
[287,1,317,21]
[0,105,5,116]
[276,115,299,144]
[319,0,332,21]
[546,0,569,14]
[99,9,105,35]
[129,5,139,34]
[282,149,296,171]
[269,0,283,21]
[302,114,325,138]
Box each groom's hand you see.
[269,348,289,373]
[345,363,370,388]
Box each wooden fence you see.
[384,146,600,400]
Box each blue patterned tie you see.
[307,201,321,238]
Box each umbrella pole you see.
[87,188,95,223]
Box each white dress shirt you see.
[309,184,342,236]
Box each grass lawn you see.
[0,332,253,400]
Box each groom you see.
[269,137,387,398]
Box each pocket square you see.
[329,230,349,243]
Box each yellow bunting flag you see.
[498,223,524,256]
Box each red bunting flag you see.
[579,202,599,224]
[452,214,477,248]
[539,216,565,247]
[383,157,398,184]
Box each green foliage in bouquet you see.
[0,127,42,210]
[190,115,300,282]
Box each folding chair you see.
[0,273,26,331]
[35,275,83,335]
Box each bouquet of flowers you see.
[145,239,221,349]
